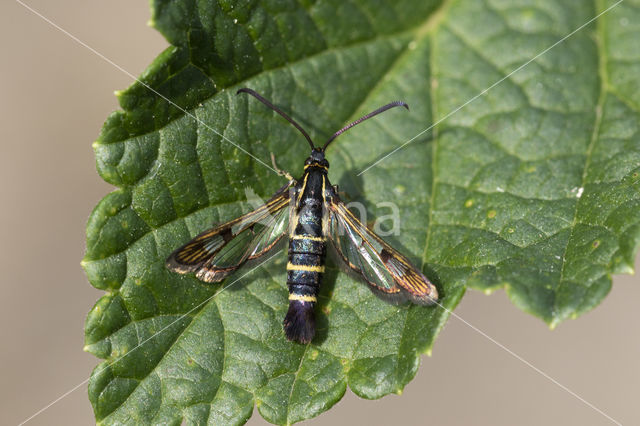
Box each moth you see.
[166,88,438,343]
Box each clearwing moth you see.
[166,88,438,343]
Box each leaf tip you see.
[615,262,634,275]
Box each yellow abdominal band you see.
[291,234,325,242]
[289,294,317,302]
[286,263,325,273]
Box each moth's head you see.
[304,148,329,170]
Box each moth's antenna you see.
[237,88,315,150]
[322,101,409,151]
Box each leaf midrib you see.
[554,0,610,324]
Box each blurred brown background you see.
[1,1,638,425]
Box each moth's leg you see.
[271,152,294,181]
[333,184,351,200]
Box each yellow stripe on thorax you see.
[288,294,317,302]
[296,174,309,205]
[286,262,325,273]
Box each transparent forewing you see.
[166,182,292,282]
[328,201,438,304]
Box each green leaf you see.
[83,0,640,424]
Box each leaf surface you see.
[84,0,640,424]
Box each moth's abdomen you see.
[284,233,325,343]
[287,237,325,285]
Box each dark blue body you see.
[282,149,330,343]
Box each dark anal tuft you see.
[283,301,316,344]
